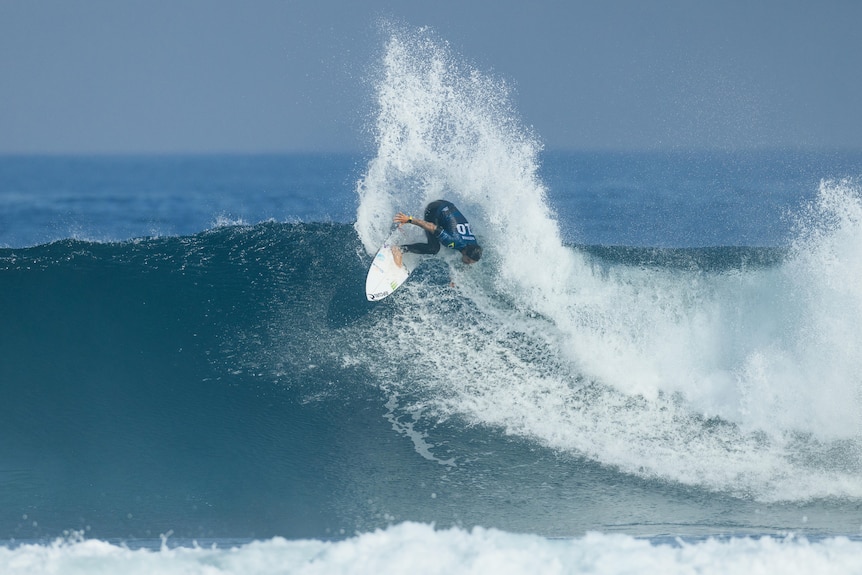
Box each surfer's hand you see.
[394,213,412,225]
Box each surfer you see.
[392,200,483,266]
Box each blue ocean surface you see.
[3,27,862,575]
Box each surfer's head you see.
[461,244,482,264]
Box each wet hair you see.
[462,244,482,262]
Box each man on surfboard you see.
[392,200,482,266]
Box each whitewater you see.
[3,24,862,574]
[354,26,862,502]
[3,525,862,575]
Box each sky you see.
[1,0,861,154]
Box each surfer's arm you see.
[394,212,438,235]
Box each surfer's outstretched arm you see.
[394,212,437,234]
[393,212,443,256]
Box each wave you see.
[1,213,860,542]
[5,223,657,539]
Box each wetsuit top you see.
[429,200,479,251]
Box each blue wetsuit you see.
[402,200,478,255]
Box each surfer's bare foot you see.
[391,245,403,268]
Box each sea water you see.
[3,25,862,574]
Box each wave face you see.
[0,224,381,540]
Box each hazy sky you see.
[1,0,860,154]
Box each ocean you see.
[3,27,862,574]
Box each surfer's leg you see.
[401,237,440,255]
[400,201,443,255]
[391,245,404,267]
[402,228,441,255]
[425,230,441,253]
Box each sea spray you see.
[779,179,862,438]
[354,25,571,274]
[352,27,862,501]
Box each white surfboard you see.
[365,225,423,301]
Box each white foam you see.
[352,26,862,501]
[211,214,251,228]
[3,524,862,575]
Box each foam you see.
[3,524,862,575]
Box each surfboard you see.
[365,225,423,301]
